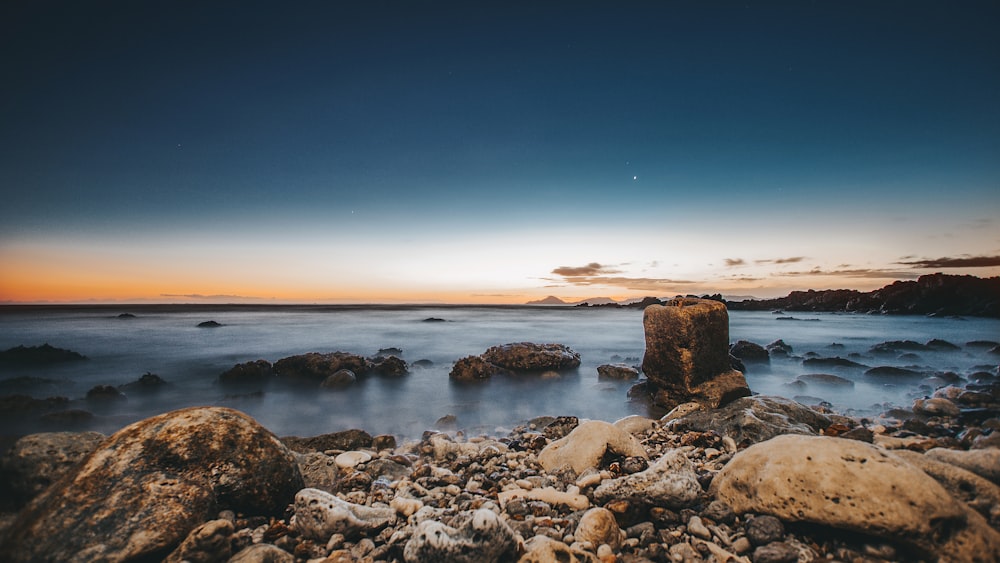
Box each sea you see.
[1,305,998,441]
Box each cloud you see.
[755,256,806,265]
[551,262,621,277]
[774,268,919,280]
[897,255,1000,268]
[724,258,745,267]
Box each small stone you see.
[687,515,711,540]
[746,515,785,546]
[391,497,424,517]
[576,507,624,550]
[593,450,701,510]
[519,535,600,563]
[752,541,799,563]
[732,536,752,554]
[335,450,372,469]
[163,519,234,563]
[291,488,395,540]
[701,500,735,524]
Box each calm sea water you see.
[1,305,997,439]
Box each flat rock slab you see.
[0,406,303,563]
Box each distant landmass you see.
[534,274,1000,318]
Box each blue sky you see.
[1,1,998,303]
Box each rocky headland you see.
[0,298,998,562]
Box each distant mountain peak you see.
[526,296,568,305]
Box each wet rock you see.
[766,339,793,356]
[320,369,357,389]
[593,449,701,510]
[274,352,372,384]
[864,366,924,379]
[0,343,87,366]
[802,357,868,370]
[518,535,600,563]
[282,429,373,453]
[85,384,126,401]
[119,372,170,393]
[641,298,750,410]
[597,363,639,380]
[163,519,233,563]
[927,339,961,350]
[403,508,518,563]
[666,395,831,447]
[449,355,507,381]
[871,340,929,354]
[291,487,395,541]
[538,420,647,474]
[0,431,105,507]
[219,360,274,386]
[913,397,960,417]
[576,507,624,550]
[712,434,1000,560]
[926,447,1000,484]
[730,340,769,363]
[0,407,304,562]
[373,355,408,376]
[197,320,223,328]
[482,342,581,372]
[794,373,854,387]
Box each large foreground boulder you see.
[0,431,105,508]
[641,298,750,410]
[712,434,1000,561]
[0,406,304,562]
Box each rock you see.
[712,434,1000,561]
[766,339,793,356]
[0,431,105,507]
[864,366,924,379]
[666,395,831,447]
[295,452,340,492]
[745,515,785,545]
[593,449,701,510]
[752,541,799,563]
[449,355,507,381]
[0,407,304,562]
[538,420,647,474]
[518,535,600,563]
[893,449,1000,514]
[730,340,769,363]
[282,429,373,453]
[686,514,711,540]
[576,507,624,550]
[613,415,656,435]
[871,340,929,354]
[597,363,639,380]
[118,372,169,393]
[927,339,961,350]
[794,373,854,387]
[335,450,372,470]
[403,508,518,563]
[373,355,408,376]
[801,357,868,370]
[229,543,296,563]
[85,384,126,401]
[219,360,274,386]
[274,352,372,384]
[197,320,223,328]
[926,447,1000,484]
[321,369,357,389]
[481,342,581,372]
[0,343,87,366]
[163,519,233,563]
[660,401,703,422]
[641,298,751,410]
[291,487,395,541]
[497,486,590,511]
[701,499,735,524]
[913,397,960,417]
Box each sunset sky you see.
[2,1,999,304]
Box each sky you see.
[1,1,999,304]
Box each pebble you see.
[687,515,712,540]
[334,450,372,470]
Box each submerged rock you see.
[596,363,640,380]
[795,373,855,387]
[274,352,372,384]
[481,342,581,372]
[403,508,518,563]
[641,298,750,410]
[449,355,507,381]
[219,360,274,386]
[729,340,769,363]
[0,406,304,562]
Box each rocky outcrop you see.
[449,355,508,381]
[597,363,640,380]
[712,434,1000,561]
[640,298,751,410]
[0,406,304,562]
[482,342,581,372]
[218,360,274,386]
[0,343,87,366]
[273,352,372,384]
[727,273,1000,317]
[665,395,831,447]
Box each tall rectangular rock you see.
[641,298,750,410]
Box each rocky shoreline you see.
[0,298,998,562]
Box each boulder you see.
[641,298,750,410]
[666,395,831,447]
[0,431,105,507]
[794,373,854,388]
[538,420,648,475]
[273,352,372,384]
[592,449,701,510]
[926,447,1000,484]
[597,363,640,380]
[403,508,518,563]
[766,339,793,356]
[372,355,408,376]
[290,487,395,541]
[218,360,274,386]
[482,342,581,372]
[449,355,507,381]
[0,407,304,562]
[729,340,769,363]
[320,369,356,389]
[712,434,1000,561]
